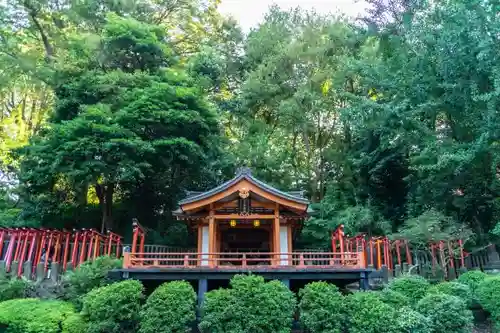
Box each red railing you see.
[123,251,366,269]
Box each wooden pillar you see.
[273,203,280,266]
[197,223,202,265]
[208,205,215,267]
[287,224,293,265]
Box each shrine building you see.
[114,168,371,298]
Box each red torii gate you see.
[0,227,123,278]
[330,224,466,273]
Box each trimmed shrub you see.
[416,293,473,333]
[394,306,432,333]
[82,279,144,333]
[139,280,196,333]
[0,298,79,333]
[387,275,430,303]
[427,281,473,307]
[0,276,34,301]
[378,288,410,308]
[345,292,398,333]
[62,313,88,333]
[458,270,488,294]
[62,255,122,309]
[298,282,345,333]
[199,274,297,333]
[477,276,500,322]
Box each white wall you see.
[201,226,209,266]
[279,226,289,265]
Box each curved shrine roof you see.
[178,167,309,206]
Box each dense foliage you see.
[457,270,488,295]
[139,281,196,333]
[387,275,430,304]
[0,0,498,250]
[62,256,122,309]
[81,280,144,333]
[199,274,297,333]
[477,276,500,326]
[0,276,33,302]
[427,281,473,307]
[0,298,79,333]
[378,288,410,309]
[416,293,474,333]
[394,306,432,333]
[298,282,344,333]
[344,292,397,333]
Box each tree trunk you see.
[95,183,115,233]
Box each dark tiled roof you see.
[178,168,309,206]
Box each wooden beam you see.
[197,224,202,254]
[273,203,280,266]
[208,206,215,268]
[213,214,275,220]
[212,200,238,210]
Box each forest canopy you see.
[0,0,499,248]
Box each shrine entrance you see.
[220,226,271,253]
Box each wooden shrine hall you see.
[114,168,372,291]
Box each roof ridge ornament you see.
[236,166,252,176]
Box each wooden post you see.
[35,231,46,267]
[71,231,80,266]
[339,225,345,265]
[369,238,374,267]
[106,232,113,256]
[62,233,70,270]
[79,231,87,265]
[14,229,23,262]
[197,224,202,266]
[4,231,16,271]
[0,230,5,257]
[93,234,100,259]
[139,234,145,254]
[53,233,61,263]
[376,239,382,269]
[273,203,280,266]
[131,226,138,254]
[87,231,94,260]
[395,240,402,266]
[17,230,30,277]
[45,233,54,272]
[27,232,37,263]
[405,240,412,265]
[208,206,215,267]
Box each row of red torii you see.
[0,223,468,278]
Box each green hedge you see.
[82,279,144,333]
[457,270,488,293]
[416,293,473,333]
[0,277,34,302]
[62,256,122,309]
[477,276,500,325]
[458,270,488,304]
[345,292,398,333]
[298,282,345,333]
[378,288,410,308]
[427,281,473,307]
[394,306,432,333]
[387,275,430,304]
[139,280,196,333]
[0,298,79,333]
[199,274,297,333]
